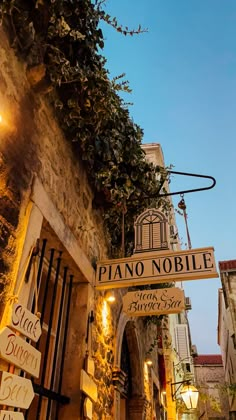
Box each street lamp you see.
[171,380,199,409]
[180,383,199,409]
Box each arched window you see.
[134,209,168,253]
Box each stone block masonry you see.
[0,27,108,311]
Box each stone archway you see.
[114,313,147,420]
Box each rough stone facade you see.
[0,27,108,304]
[218,261,236,418]
[194,355,229,419]
[0,27,165,420]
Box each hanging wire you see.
[178,194,192,250]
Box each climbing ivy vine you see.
[0,0,170,255]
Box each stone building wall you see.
[0,25,112,419]
[218,261,236,416]
[0,26,108,306]
[194,356,229,420]
[0,27,162,420]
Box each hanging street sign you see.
[80,370,97,403]
[123,287,185,316]
[95,246,218,290]
[83,397,93,420]
[0,328,41,378]
[7,304,42,343]
[0,371,34,409]
[85,357,95,377]
[0,411,24,420]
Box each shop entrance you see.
[117,320,147,420]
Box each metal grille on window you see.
[23,238,73,420]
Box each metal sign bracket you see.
[154,170,216,198]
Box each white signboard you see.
[8,304,42,343]
[84,397,93,420]
[0,372,34,409]
[0,328,41,378]
[0,411,24,420]
[80,370,97,403]
[95,247,218,290]
[123,287,185,316]
[85,357,95,377]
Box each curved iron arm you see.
[144,170,216,199]
[171,380,191,401]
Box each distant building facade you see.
[194,354,229,420]
[143,143,196,420]
[218,260,236,419]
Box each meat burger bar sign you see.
[0,303,42,418]
[0,304,42,378]
[95,246,218,290]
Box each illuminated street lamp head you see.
[171,380,199,410]
[105,290,116,303]
[180,384,199,409]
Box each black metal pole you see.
[36,252,62,420]
[150,170,216,198]
[25,244,55,420]
[31,239,47,314]
[46,266,68,419]
[55,274,73,419]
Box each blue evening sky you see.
[101,0,236,354]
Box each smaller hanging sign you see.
[123,287,185,317]
[84,397,93,420]
[0,411,24,420]
[80,370,97,403]
[0,328,41,378]
[0,372,35,409]
[7,304,42,343]
[85,357,95,377]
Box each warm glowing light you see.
[143,362,151,401]
[0,109,15,133]
[101,300,110,336]
[145,358,153,366]
[0,95,17,133]
[144,362,149,382]
[180,384,199,409]
[105,290,116,303]
[102,301,108,324]
[161,390,167,406]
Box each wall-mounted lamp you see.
[105,290,116,303]
[145,357,153,366]
[171,380,199,409]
